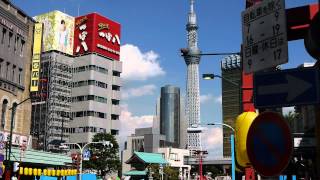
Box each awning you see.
[10,147,72,166]
[123,170,147,176]
[125,151,168,165]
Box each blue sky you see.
[13,0,317,157]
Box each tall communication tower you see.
[182,0,202,152]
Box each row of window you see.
[74,65,108,74]
[1,99,17,129]
[0,60,23,85]
[72,95,107,104]
[69,126,107,134]
[1,26,25,57]
[73,80,107,89]
[73,111,107,119]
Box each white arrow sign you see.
[257,74,312,101]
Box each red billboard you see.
[74,13,121,60]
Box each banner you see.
[30,23,43,92]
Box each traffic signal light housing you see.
[304,12,320,60]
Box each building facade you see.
[221,55,241,157]
[0,0,34,146]
[68,12,121,146]
[160,85,181,147]
[31,51,73,151]
[69,53,121,145]
[121,127,166,174]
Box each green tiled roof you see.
[123,170,147,176]
[10,148,72,166]
[126,151,168,164]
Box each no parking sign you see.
[246,112,293,177]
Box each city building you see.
[220,55,241,157]
[0,0,35,147]
[121,127,166,173]
[122,127,191,176]
[158,85,186,148]
[31,51,73,151]
[69,12,122,147]
[31,11,75,151]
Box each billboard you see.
[34,11,74,55]
[74,13,121,60]
[30,23,43,92]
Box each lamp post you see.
[202,73,239,180]
[61,141,112,180]
[206,123,235,180]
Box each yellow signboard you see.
[30,23,43,92]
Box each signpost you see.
[83,149,91,161]
[246,112,293,177]
[254,67,319,108]
[242,0,288,73]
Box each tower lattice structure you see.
[183,0,202,152]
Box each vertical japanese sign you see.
[242,0,288,73]
[30,23,43,92]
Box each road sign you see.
[254,67,319,108]
[246,112,293,177]
[242,0,288,73]
[83,149,91,161]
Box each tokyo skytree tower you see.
[182,0,202,152]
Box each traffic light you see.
[235,111,257,168]
[304,12,320,59]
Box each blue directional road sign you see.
[83,149,91,161]
[254,67,319,108]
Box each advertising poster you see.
[34,11,75,55]
[74,13,121,60]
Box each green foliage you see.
[83,133,121,176]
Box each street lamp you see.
[61,141,113,180]
[202,74,239,86]
[205,123,235,180]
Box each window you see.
[113,71,120,77]
[112,85,120,91]
[5,62,9,79]
[8,31,13,47]
[1,28,6,44]
[14,36,18,53]
[1,99,8,128]
[18,68,22,84]
[20,39,25,57]
[12,65,15,82]
[112,99,119,105]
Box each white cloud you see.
[119,104,154,148]
[282,107,295,115]
[215,95,222,104]
[120,44,165,81]
[200,94,213,104]
[122,84,157,99]
[202,127,223,158]
[200,94,222,105]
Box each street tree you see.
[82,133,121,176]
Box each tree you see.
[82,133,121,176]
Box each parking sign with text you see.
[242,0,288,73]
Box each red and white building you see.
[69,12,122,146]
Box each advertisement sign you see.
[0,131,29,146]
[30,23,43,92]
[74,13,121,60]
[34,11,75,55]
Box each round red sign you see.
[246,112,293,177]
